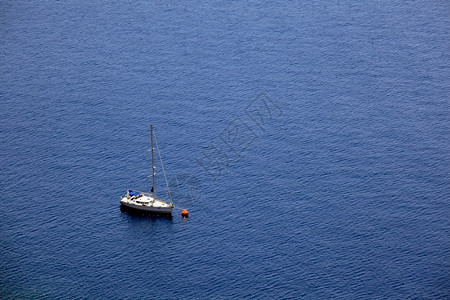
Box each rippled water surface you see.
[1,1,449,299]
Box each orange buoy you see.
[181,209,189,217]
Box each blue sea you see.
[1,1,449,299]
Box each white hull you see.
[120,195,174,214]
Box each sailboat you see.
[120,125,174,215]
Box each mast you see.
[151,124,156,200]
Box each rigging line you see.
[153,130,173,204]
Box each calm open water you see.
[1,1,449,299]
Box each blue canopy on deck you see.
[128,190,140,197]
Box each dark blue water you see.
[1,1,449,299]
